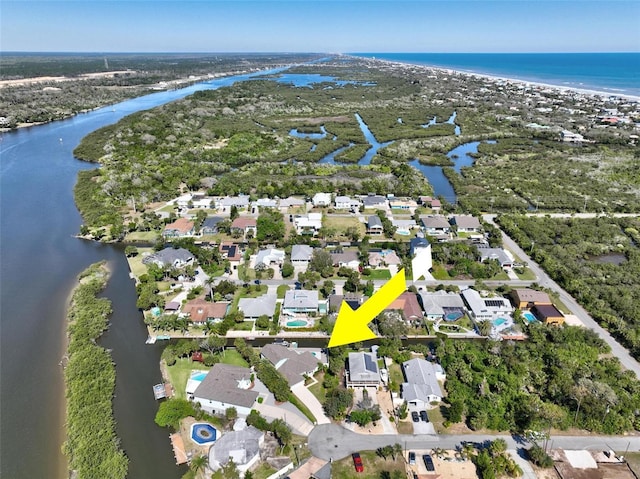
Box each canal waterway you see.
[0,67,286,479]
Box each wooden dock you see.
[169,433,188,465]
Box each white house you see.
[346,351,380,387]
[282,289,320,315]
[208,425,264,476]
[238,294,277,319]
[401,358,445,406]
[255,248,285,269]
[254,198,278,209]
[290,244,314,265]
[334,195,361,210]
[418,290,465,321]
[294,213,323,235]
[461,288,513,322]
[312,192,332,207]
[410,237,432,281]
[192,364,259,417]
[331,250,360,270]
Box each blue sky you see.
[2,1,639,53]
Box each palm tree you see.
[190,454,207,474]
[392,443,403,461]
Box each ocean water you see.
[352,53,640,97]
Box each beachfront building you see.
[192,364,259,417]
[401,358,445,406]
[461,288,513,322]
[410,237,432,281]
[346,351,380,388]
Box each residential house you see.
[255,248,285,270]
[192,363,259,417]
[142,247,195,268]
[254,198,278,209]
[331,250,360,270]
[410,237,432,282]
[328,293,364,313]
[421,216,451,236]
[509,289,552,309]
[360,194,387,209]
[201,216,224,235]
[561,130,584,143]
[208,425,264,476]
[401,358,445,406]
[418,291,465,321]
[461,288,513,322]
[368,250,401,269]
[531,304,565,326]
[312,192,332,207]
[450,215,482,233]
[189,193,214,209]
[418,196,441,212]
[260,344,319,387]
[163,218,195,238]
[386,292,423,323]
[334,195,361,210]
[391,218,417,235]
[366,215,384,235]
[238,294,277,320]
[220,242,242,271]
[290,244,314,265]
[230,217,257,238]
[181,298,229,324]
[219,195,250,210]
[164,301,181,313]
[389,198,418,212]
[279,196,306,210]
[293,213,323,236]
[282,290,322,316]
[477,246,514,268]
[346,351,380,387]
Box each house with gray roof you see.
[255,248,285,269]
[219,195,250,209]
[201,216,224,235]
[421,215,451,235]
[361,194,387,209]
[418,290,465,321]
[192,363,259,417]
[279,196,306,209]
[283,290,320,314]
[334,195,361,210]
[142,247,195,268]
[254,198,278,208]
[260,344,320,387]
[330,250,360,270]
[238,294,277,319]
[290,244,314,264]
[367,215,384,235]
[477,246,514,268]
[208,425,263,475]
[347,351,380,387]
[461,288,513,322]
[401,358,445,406]
[450,214,482,233]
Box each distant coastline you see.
[351,52,640,102]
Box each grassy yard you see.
[331,450,405,479]
[397,420,414,435]
[124,231,159,242]
[490,271,510,280]
[308,372,328,404]
[388,362,404,387]
[165,357,208,400]
[362,269,392,280]
[277,284,290,299]
[219,349,249,367]
[431,264,450,280]
[250,463,277,479]
[231,320,255,331]
[323,215,366,238]
[125,247,154,278]
[515,267,537,280]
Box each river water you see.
[0,67,285,479]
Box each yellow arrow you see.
[328,269,406,348]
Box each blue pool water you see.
[522,311,537,323]
[493,317,507,327]
[191,423,217,445]
[191,372,207,381]
[287,320,308,327]
[445,311,463,321]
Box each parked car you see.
[352,452,364,473]
[423,454,435,472]
[411,411,419,422]
[408,451,416,465]
[420,410,429,422]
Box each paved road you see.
[483,214,640,378]
[308,424,640,461]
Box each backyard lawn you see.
[166,357,208,399]
[125,247,154,278]
[362,269,392,280]
[323,215,366,238]
[309,372,328,404]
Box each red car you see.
[352,452,364,473]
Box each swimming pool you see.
[191,371,207,381]
[286,320,308,327]
[522,311,537,323]
[493,317,507,327]
[190,423,217,445]
[445,311,463,321]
